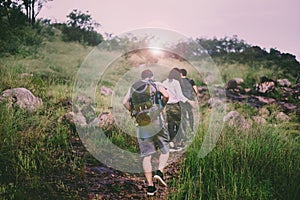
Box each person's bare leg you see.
[158,152,169,172]
[153,152,169,187]
[143,155,153,186]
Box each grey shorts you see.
[137,126,170,157]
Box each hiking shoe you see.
[169,146,183,152]
[153,170,167,187]
[169,142,175,148]
[146,185,156,196]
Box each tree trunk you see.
[31,0,35,26]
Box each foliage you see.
[169,120,300,200]
[61,9,103,46]
[0,0,43,56]
[0,0,52,26]
[195,36,300,82]
[0,97,86,199]
[197,35,250,56]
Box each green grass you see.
[169,121,300,200]
[217,62,274,84]
[0,40,91,199]
[0,102,86,199]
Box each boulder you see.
[91,112,115,130]
[58,111,87,127]
[208,97,225,109]
[277,79,291,87]
[232,78,244,85]
[0,88,42,112]
[255,81,275,93]
[258,107,270,118]
[226,78,245,93]
[100,86,113,96]
[226,79,238,90]
[252,116,267,125]
[60,111,116,130]
[223,111,251,130]
[275,112,291,122]
[254,96,276,104]
[244,88,251,93]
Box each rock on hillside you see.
[0,88,43,112]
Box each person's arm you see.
[190,79,198,95]
[123,88,132,111]
[157,84,169,106]
[193,85,198,96]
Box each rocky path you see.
[70,137,184,200]
[83,153,183,200]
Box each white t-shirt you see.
[162,79,188,104]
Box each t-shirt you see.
[162,79,188,104]
[180,78,195,100]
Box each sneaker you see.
[153,170,167,187]
[169,142,174,148]
[146,185,156,196]
[169,146,183,152]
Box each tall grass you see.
[0,40,91,199]
[169,121,300,200]
[217,62,274,84]
[0,102,86,199]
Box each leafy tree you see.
[66,9,99,31]
[62,9,103,46]
[0,0,45,56]
[0,0,26,26]
[19,0,53,26]
[196,35,249,56]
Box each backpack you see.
[180,78,194,100]
[130,80,161,126]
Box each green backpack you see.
[130,80,159,126]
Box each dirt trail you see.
[83,152,184,200]
[69,132,185,199]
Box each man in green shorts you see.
[123,69,170,196]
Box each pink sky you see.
[40,0,300,61]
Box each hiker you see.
[179,68,198,133]
[162,68,194,151]
[123,69,170,196]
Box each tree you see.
[62,9,103,46]
[1,0,53,26]
[0,0,43,55]
[11,0,52,26]
[67,9,99,31]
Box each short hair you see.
[141,69,153,79]
[180,68,187,76]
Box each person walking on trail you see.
[123,69,170,196]
[179,68,198,133]
[162,68,194,151]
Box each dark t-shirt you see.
[180,78,195,100]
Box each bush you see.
[0,6,43,57]
[61,25,103,46]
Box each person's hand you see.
[131,110,138,117]
[188,100,196,108]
